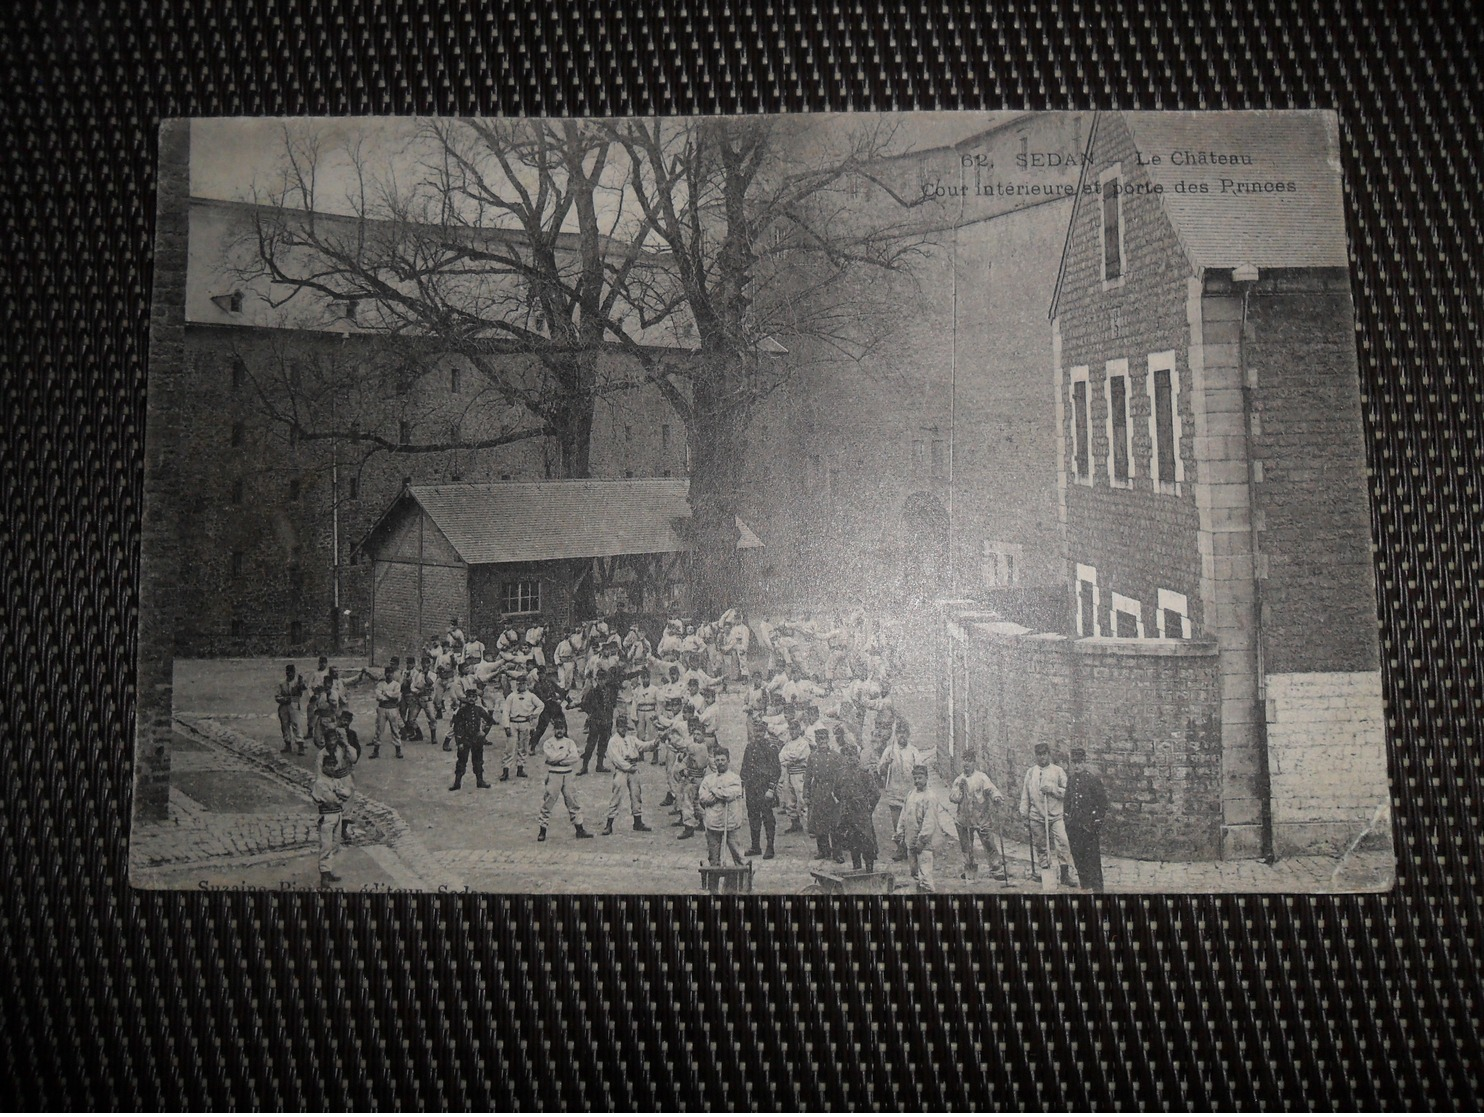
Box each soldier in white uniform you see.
[446,617,466,659]
[896,765,945,893]
[724,615,752,681]
[500,673,544,781]
[776,722,811,833]
[370,665,404,759]
[311,724,359,888]
[603,714,652,835]
[1019,742,1071,884]
[275,663,308,756]
[537,719,593,842]
[553,629,579,691]
[627,669,662,760]
[523,624,546,666]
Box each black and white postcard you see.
[130,111,1392,895]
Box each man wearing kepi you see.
[1064,747,1109,891]
[311,720,359,888]
[603,714,652,835]
[1019,741,1071,886]
[500,672,544,782]
[895,764,942,894]
[537,719,594,843]
[448,688,495,792]
[276,663,308,755]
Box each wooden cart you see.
[698,862,755,894]
[800,867,913,895]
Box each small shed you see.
[354,479,763,665]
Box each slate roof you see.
[1122,110,1351,270]
[359,479,763,565]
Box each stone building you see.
[943,110,1385,861]
[355,480,763,665]
[177,196,692,656]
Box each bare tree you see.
[600,116,934,612]
[229,119,668,478]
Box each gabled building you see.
[1048,111,1385,857]
[354,480,763,664]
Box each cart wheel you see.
[799,883,824,895]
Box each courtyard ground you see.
[130,658,1393,896]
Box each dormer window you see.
[211,291,245,314]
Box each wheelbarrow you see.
[698,861,755,894]
[799,867,913,895]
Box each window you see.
[230,421,244,448]
[231,357,246,390]
[1147,351,1183,493]
[347,476,359,501]
[625,469,634,478]
[1070,367,1090,483]
[289,620,303,646]
[1099,164,1124,284]
[501,579,541,615]
[231,478,244,505]
[288,478,301,502]
[450,366,462,393]
[1111,591,1145,638]
[1105,359,1132,487]
[1157,589,1191,639]
[399,420,411,446]
[230,550,244,577]
[210,291,244,314]
[981,540,1022,589]
[661,424,671,450]
[1075,563,1100,637]
[662,469,672,478]
[500,472,512,482]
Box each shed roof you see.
[357,479,763,565]
[1121,111,1350,271]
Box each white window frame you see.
[501,579,542,616]
[981,540,1022,589]
[1157,588,1192,639]
[1099,163,1126,289]
[1104,359,1134,489]
[1070,365,1092,486]
[1146,351,1184,495]
[1111,591,1145,638]
[1076,563,1101,637]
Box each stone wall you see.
[1266,671,1389,855]
[948,618,1223,860]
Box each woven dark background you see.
[3,1,1481,1108]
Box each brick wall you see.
[468,560,576,643]
[1243,273,1380,675]
[1266,671,1389,855]
[949,618,1223,860]
[1053,112,1206,639]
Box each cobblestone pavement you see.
[137,658,1391,896]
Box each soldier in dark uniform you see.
[805,728,844,863]
[1064,747,1109,891]
[528,667,570,748]
[449,691,496,791]
[739,715,781,859]
[832,738,881,871]
[578,668,618,775]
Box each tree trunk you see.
[686,370,745,618]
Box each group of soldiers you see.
[276,606,1109,892]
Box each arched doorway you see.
[901,491,950,598]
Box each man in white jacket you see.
[602,714,653,835]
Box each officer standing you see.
[578,668,618,775]
[740,716,781,859]
[1064,747,1109,891]
[449,690,496,791]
